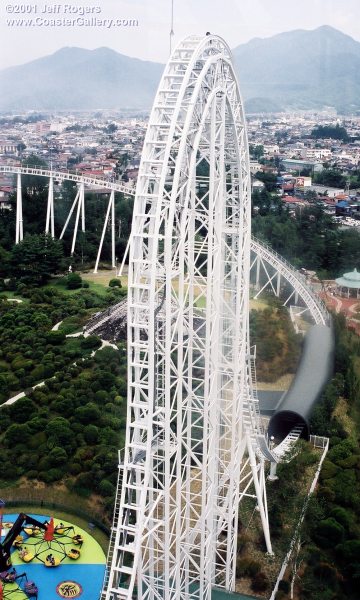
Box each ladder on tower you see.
[101,454,124,599]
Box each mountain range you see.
[0,25,360,113]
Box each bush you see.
[66,273,82,289]
[314,518,345,547]
[251,571,269,592]
[84,424,99,444]
[98,479,116,497]
[45,467,65,482]
[236,556,261,578]
[81,336,101,351]
[45,331,66,345]
[109,278,122,288]
[330,507,353,530]
[278,579,290,593]
[275,592,288,600]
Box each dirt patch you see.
[257,373,294,391]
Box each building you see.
[335,269,360,298]
[282,158,323,173]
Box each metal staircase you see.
[101,455,124,599]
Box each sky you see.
[0,0,360,70]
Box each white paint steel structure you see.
[7,166,132,268]
[15,172,23,243]
[0,165,133,194]
[45,176,55,238]
[250,237,329,326]
[3,164,330,329]
[102,34,271,600]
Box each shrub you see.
[109,278,122,288]
[84,424,99,444]
[66,273,82,289]
[275,592,288,600]
[26,470,39,479]
[320,459,339,480]
[313,562,338,585]
[335,539,360,562]
[81,336,101,351]
[41,467,64,483]
[327,439,356,464]
[48,446,68,467]
[98,479,116,497]
[278,579,290,593]
[75,403,101,424]
[330,507,353,530]
[236,556,261,578]
[45,331,66,345]
[314,518,345,547]
[251,571,269,592]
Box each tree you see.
[10,234,64,283]
[313,168,347,189]
[254,171,278,192]
[249,144,264,160]
[311,124,349,142]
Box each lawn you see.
[81,266,128,289]
[45,276,109,297]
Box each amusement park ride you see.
[0,503,86,598]
[0,34,333,600]
[98,35,332,600]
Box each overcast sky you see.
[0,0,359,70]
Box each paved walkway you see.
[2,334,118,407]
[320,290,360,335]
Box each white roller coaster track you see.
[0,165,133,195]
[1,167,328,327]
[100,33,275,600]
[250,237,329,326]
[0,88,330,599]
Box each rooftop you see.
[335,268,360,289]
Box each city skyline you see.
[0,0,359,70]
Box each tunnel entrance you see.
[268,410,309,442]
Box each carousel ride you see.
[0,505,86,600]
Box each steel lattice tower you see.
[102,34,273,600]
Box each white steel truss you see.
[0,165,133,194]
[102,34,273,600]
[6,169,331,330]
[250,237,329,326]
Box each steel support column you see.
[45,176,55,238]
[15,173,23,243]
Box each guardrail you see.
[251,236,330,326]
[0,165,134,195]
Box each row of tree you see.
[252,189,360,277]
[0,285,128,522]
[0,155,133,268]
[297,315,360,600]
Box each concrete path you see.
[2,335,119,407]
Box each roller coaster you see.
[1,34,333,600]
